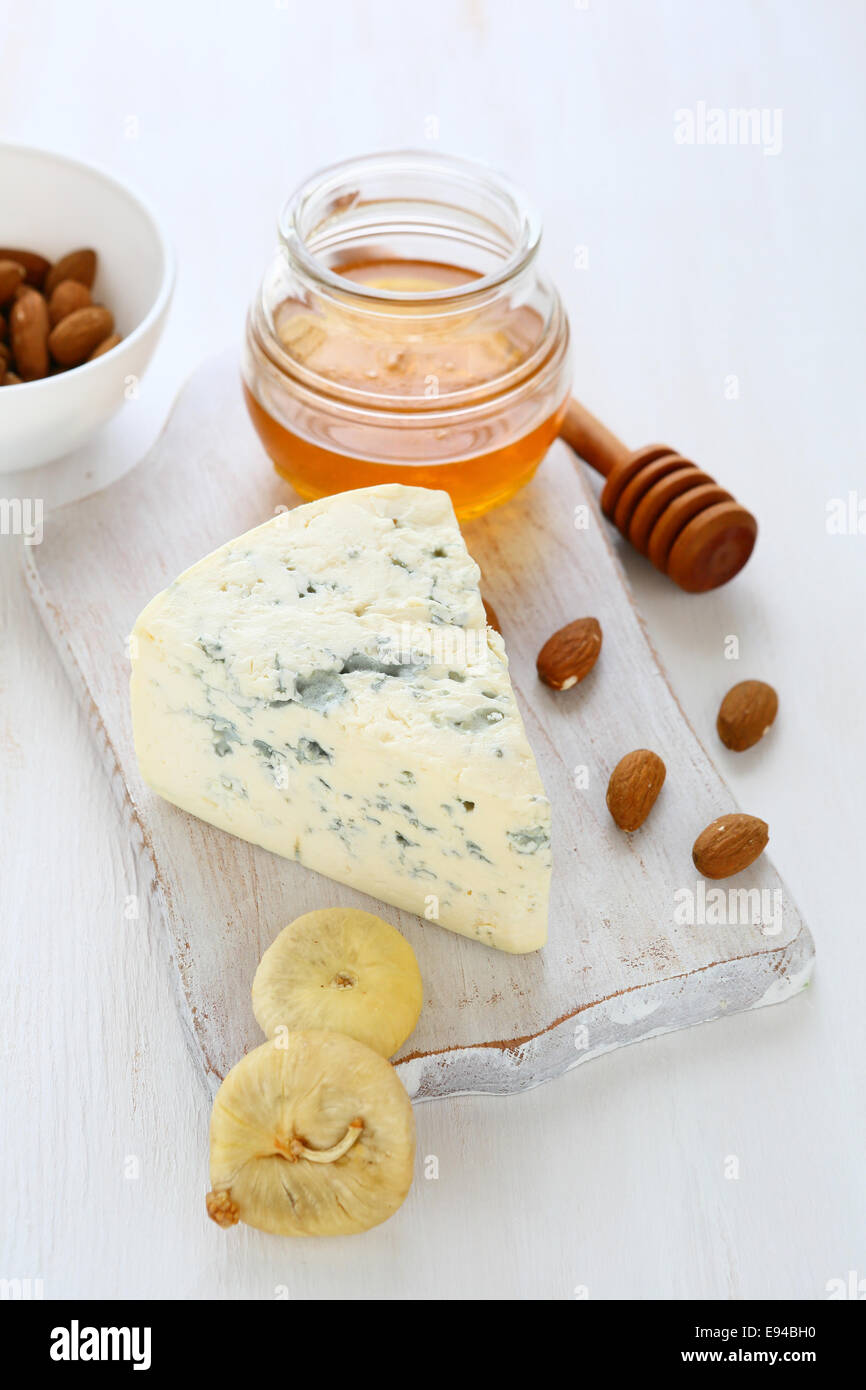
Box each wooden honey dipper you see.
[559,397,757,592]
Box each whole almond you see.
[44,248,97,298]
[717,680,778,751]
[48,278,92,327]
[10,288,50,380]
[537,617,602,689]
[48,305,114,367]
[88,332,122,361]
[483,598,502,634]
[0,248,51,289]
[0,341,9,366]
[606,749,666,831]
[0,259,26,304]
[2,371,22,386]
[692,813,769,879]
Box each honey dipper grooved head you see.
[612,453,689,532]
[602,445,756,592]
[666,502,757,593]
[600,444,673,518]
[646,482,732,573]
[628,466,714,555]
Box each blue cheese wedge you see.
[130,485,551,952]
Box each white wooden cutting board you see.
[24,352,814,1100]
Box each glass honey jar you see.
[243,151,571,519]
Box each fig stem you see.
[288,1118,363,1164]
[206,1188,240,1228]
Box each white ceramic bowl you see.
[0,144,174,473]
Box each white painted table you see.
[2,0,864,1299]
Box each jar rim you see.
[278,149,542,305]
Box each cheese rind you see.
[130,485,551,952]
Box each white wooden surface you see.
[1,0,864,1299]
[26,352,814,1099]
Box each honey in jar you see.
[243,153,571,519]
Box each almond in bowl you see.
[1,248,120,384]
[0,142,174,472]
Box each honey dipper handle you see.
[559,397,630,479]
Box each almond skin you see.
[537,617,602,690]
[0,259,26,304]
[692,813,769,879]
[606,749,666,831]
[48,305,114,367]
[88,332,122,361]
[48,278,92,327]
[0,248,51,289]
[44,248,97,298]
[717,680,778,751]
[10,288,50,380]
